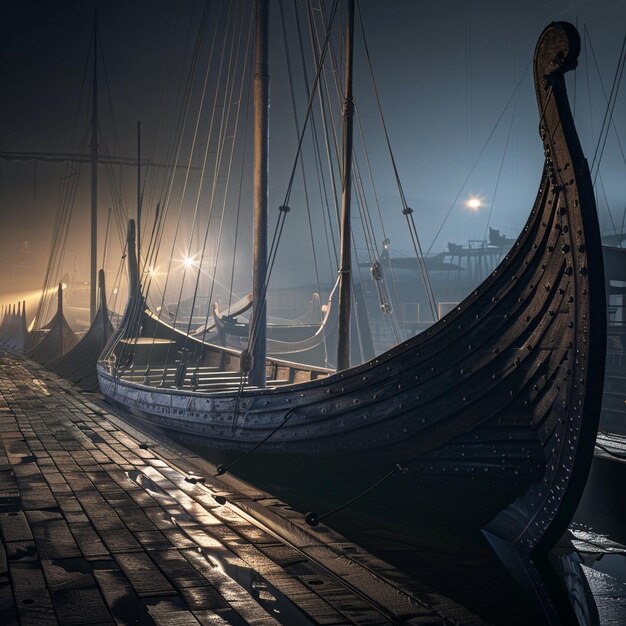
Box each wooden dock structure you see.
[0,350,484,625]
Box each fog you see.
[1,0,625,327]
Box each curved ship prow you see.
[97,21,605,624]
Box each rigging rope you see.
[184,2,254,340]
[305,0,340,271]
[354,22,431,321]
[310,0,393,353]
[225,57,253,315]
[425,63,531,257]
[108,0,216,374]
[143,0,217,307]
[315,0,391,359]
[481,90,520,243]
[143,1,196,253]
[584,25,626,246]
[280,0,339,207]
[102,207,112,270]
[280,0,325,302]
[588,28,626,184]
[245,0,340,360]
[164,0,236,342]
[31,36,93,335]
[126,0,220,371]
[279,0,332,363]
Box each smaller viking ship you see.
[26,284,79,365]
[46,270,114,391]
[0,302,27,352]
[210,288,337,366]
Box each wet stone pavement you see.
[0,350,484,626]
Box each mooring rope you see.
[216,408,296,476]
[305,463,405,526]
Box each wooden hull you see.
[98,21,605,586]
[98,371,542,535]
[0,305,27,352]
[24,285,79,365]
[46,271,113,391]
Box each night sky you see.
[1,0,626,315]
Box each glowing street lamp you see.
[465,196,482,211]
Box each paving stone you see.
[69,522,110,559]
[102,492,136,509]
[92,566,155,625]
[9,560,47,592]
[5,540,39,562]
[161,528,199,549]
[196,607,243,625]
[79,504,125,533]
[150,549,218,590]
[179,585,229,612]
[0,467,20,512]
[0,575,19,625]
[41,558,97,590]
[19,486,57,510]
[0,537,6,575]
[0,511,33,542]
[49,587,113,625]
[116,505,158,532]
[133,529,172,550]
[145,597,202,626]
[99,528,143,554]
[114,552,177,597]
[14,588,57,625]
[30,518,82,559]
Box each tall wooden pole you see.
[249,0,269,388]
[89,13,99,323]
[137,120,142,281]
[336,0,355,371]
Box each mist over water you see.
[1,0,625,323]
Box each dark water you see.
[570,452,626,624]
[213,450,626,625]
[592,554,626,585]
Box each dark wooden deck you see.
[0,350,484,626]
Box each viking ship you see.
[209,288,337,366]
[0,301,27,352]
[98,13,605,620]
[46,270,114,390]
[26,284,79,364]
[184,288,335,367]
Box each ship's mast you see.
[89,13,99,323]
[336,0,355,371]
[137,120,142,280]
[249,0,269,388]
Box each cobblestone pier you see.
[0,351,483,626]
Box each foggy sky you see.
[1,0,626,306]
